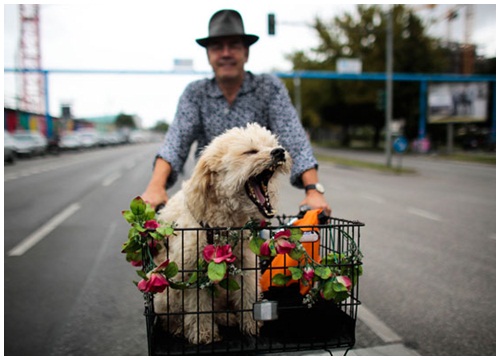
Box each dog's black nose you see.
[271,148,285,162]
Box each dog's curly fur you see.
[155,123,291,344]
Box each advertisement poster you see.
[428,82,488,123]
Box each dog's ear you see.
[184,157,215,218]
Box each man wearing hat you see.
[142,9,330,215]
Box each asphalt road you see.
[4,143,496,356]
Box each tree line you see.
[282,4,494,149]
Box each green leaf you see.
[335,291,350,303]
[130,196,146,215]
[322,281,336,300]
[169,282,188,290]
[136,270,148,280]
[321,252,338,266]
[149,231,165,240]
[290,227,303,241]
[268,242,277,257]
[144,204,156,220]
[128,227,140,240]
[133,223,146,233]
[288,248,304,261]
[121,239,142,253]
[157,225,175,237]
[333,280,348,293]
[314,266,332,280]
[219,278,240,291]
[356,265,363,277]
[207,262,227,282]
[163,261,178,279]
[122,210,136,224]
[271,273,291,286]
[249,236,264,256]
[187,272,198,284]
[289,267,303,280]
[126,251,141,263]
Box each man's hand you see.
[141,185,168,211]
[300,191,331,217]
[141,157,172,210]
[300,168,331,216]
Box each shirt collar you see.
[207,71,256,98]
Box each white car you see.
[60,133,82,150]
[77,131,99,148]
[12,131,48,157]
[4,132,17,164]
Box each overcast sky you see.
[3,2,497,128]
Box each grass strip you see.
[315,154,417,175]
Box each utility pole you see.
[385,6,393,168]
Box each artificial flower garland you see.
[121,197,363,305]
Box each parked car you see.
[77,131,99,149]
[4,132,17,164]
[12,131,48,157]
[59,133,82,151]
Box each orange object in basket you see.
[260,209,323,295]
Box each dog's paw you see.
[215,312,238,327]
[241,314,262,336]
[188,326,222,344]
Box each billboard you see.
[428,82,488,123]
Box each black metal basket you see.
[142,216,364,356]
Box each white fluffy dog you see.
[155,123,291,344]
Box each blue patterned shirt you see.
[157,71,318,189]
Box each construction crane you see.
[424,4,475,74]
[18,4,45,114]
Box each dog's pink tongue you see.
[253,183,266,204]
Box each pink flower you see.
[202,244,236,264]
[275,238,296,254]
[303,267,315,281]
[138,273,169,293]
[274,229,291,239]
[153,258,171,272]
[144,220,159,230]
[260,240,272,256]
[259,232,295,256]
[272,229,295,254]
[137,258,172,293]
[130,259,142,267]
[337,276,352,291]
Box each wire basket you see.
[141,215,364,356]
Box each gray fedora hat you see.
[196,9,259,47]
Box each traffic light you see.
[268,13,276,35]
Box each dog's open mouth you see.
[245,165,281,218]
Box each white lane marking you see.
[407,207,443,222]
[361,193,386,204]
[357,306,403,343]
[102,172,122,187]
[8,203,82,256]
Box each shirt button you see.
[223,108,230,115]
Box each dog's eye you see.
[244,149,258,155]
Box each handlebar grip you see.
[297,205,329,224]
[155,203,165,213]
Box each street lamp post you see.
[385,7,394,168]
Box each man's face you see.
[206,36,249,82]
